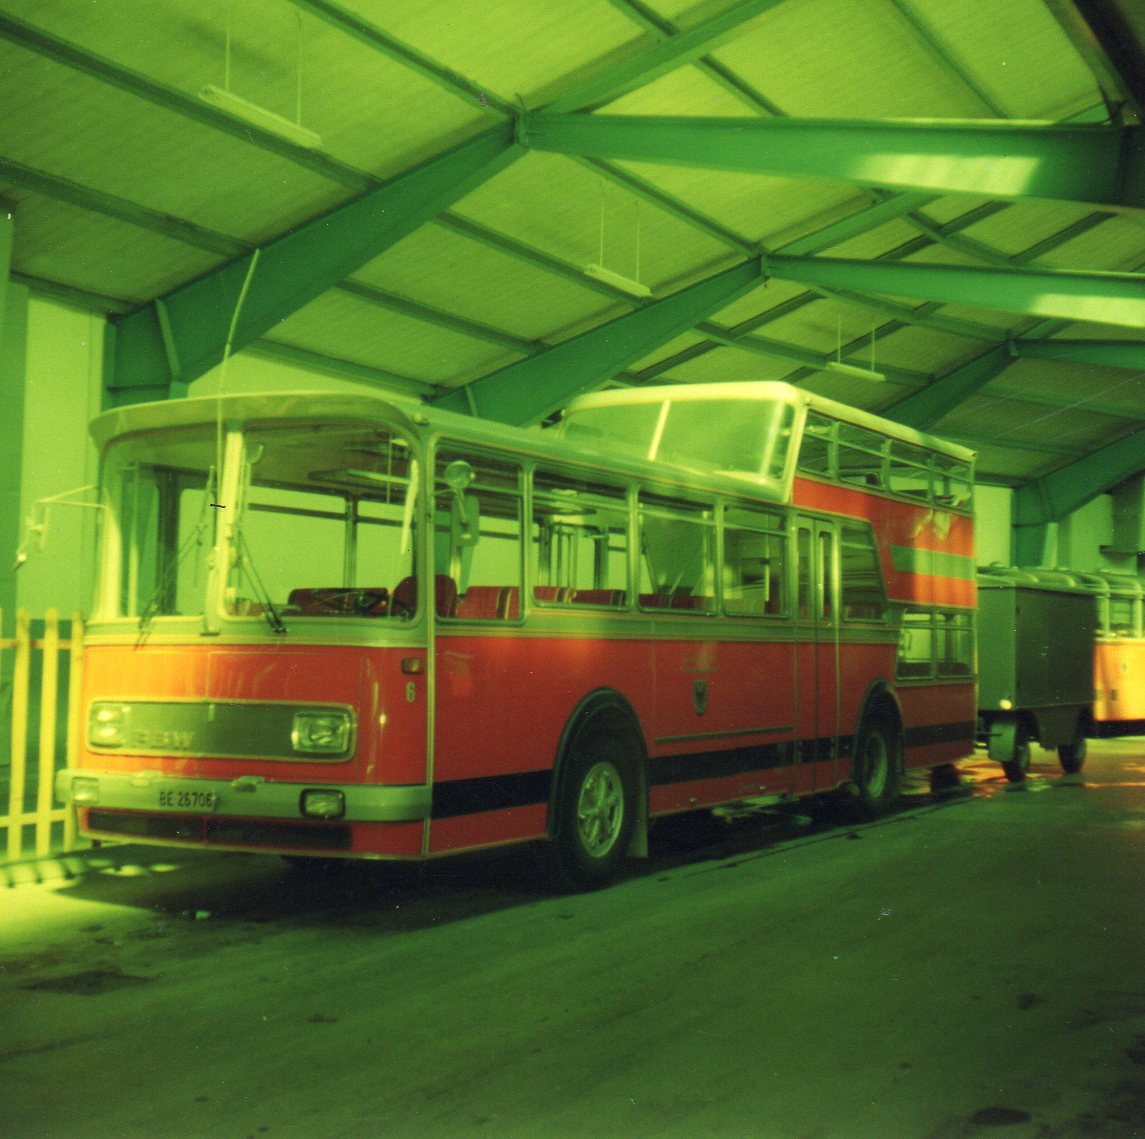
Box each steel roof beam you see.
[106,125,520,404]
[431,257,765,424]
[1010,337,1145,370]
[1013,426,1145,563]
[761,253,1145,329]
[521,113,1145,211]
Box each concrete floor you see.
[4,741,1145,1138]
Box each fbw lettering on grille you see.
[157,789,218,811]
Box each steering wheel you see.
[312,588,389,616]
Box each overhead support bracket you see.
[759,253,1145,330]
[1013,426,1145,563]
[520,113,1145,211]
[104,124,520,405]
[885,345,1012,430]
[431,257,765,425]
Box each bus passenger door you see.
[793,519,839,794]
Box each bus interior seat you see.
[392,575,458,618]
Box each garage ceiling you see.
[3,0,1145,542]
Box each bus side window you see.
[723,505,787,617]
[638,491,715,612]
[840,523,887,621]
[434,448,523,620]
[531,469,629,607]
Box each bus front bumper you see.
[55,768,431,824]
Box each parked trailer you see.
[976,566,1096,782]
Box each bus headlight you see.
[88,703,128,748]
[300,789,346,819]
[70,776,101,805]
[291,709,354,756]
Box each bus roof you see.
[564,381,977,463]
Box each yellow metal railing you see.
[1,609,84,863]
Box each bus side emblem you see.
[693,679,708,716]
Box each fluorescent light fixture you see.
[199,84,323,150]
[825,360,887,382]
[584,263,652,298]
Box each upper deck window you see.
[797,412,971,512]
[561,396,795,488]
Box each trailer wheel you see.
[1058,734,1087,774]
[1002,736,1031,783]
[544,733,636,892]
[853,711,901,814]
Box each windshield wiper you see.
[232,527,287,635]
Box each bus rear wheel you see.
[1003,732,1031,783]
[545,734,636,892]
[852,713,901,816]
[1058,723,1087,774]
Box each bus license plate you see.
[157,788,218,813]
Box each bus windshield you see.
[96,420,420,624]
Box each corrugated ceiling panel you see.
[271,292,520,385]
[640,342,794,385]
[10,195,221,302]
[10,0,485,176]
[991,359,1145,417]
[907,0,1101,118]
[709,0,991,119]
[348,0,644,109]
[957,202,1107,260]
[449,152,734,291]
[1033,216,1145,272]
[870,325,983,373]
[358,222,622,341]
[617,160,860,249]
[0,45,351,243]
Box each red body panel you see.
[78,642,428,786]
[794,477,976,608]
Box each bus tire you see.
[852,709,901,816]
[1058,734,1087,774]
[544,733,636,892]
[1003,736,1031,783]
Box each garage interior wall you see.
[7,295,1131,615]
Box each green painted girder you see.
[1016,428,1145,527]
[521,113,1145,210]
[1010,338,1145,370]
[105,125,520,405]
[761,253,1145,330]
[885,345,1013,429]
[431,257,765,424]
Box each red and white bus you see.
[1076,570,1145,737]
[57,382,976,888]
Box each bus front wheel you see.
[545,734,636,892]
